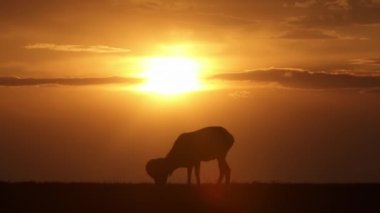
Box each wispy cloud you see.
[350,58,380,65]
[276,29,367,40]
[293,0,317,9]
[25,43,131,53]
[291,0,350,10]
[229,90,251,98]
[212,68,380,89]
[363,88,380,95]
[277,29,339,39]
[0,76,142,86]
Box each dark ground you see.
[0,182,379,212]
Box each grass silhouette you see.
[1,182,379,212]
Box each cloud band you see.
[0,76,142,86]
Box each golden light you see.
[139,56,203,95]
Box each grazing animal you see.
[146,126,234,184]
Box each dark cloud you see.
[0,76,142,86]
[212,68,380,89]
[289,0,380,26]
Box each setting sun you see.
[140,56,203,95]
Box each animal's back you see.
[166,126,234,165]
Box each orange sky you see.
[1,0,380,77]
[1,0,380,183]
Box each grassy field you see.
[1,182,379,212]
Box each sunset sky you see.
[1,0,380,183]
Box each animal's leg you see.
[194,162,201,185]
[224,161,231,184]
[219,157,231,184]
[217,158,225,184]
[187,166,193,185]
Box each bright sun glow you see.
[140,56,203,95]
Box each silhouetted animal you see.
[146,126,234,184]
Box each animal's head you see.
[146,158,170,184]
